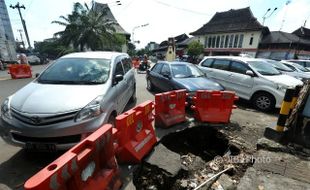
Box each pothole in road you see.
[160,126,240,161]
[133,126,247,190]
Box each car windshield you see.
[292,63,309,72]
[248,61,281,76]
[38,58,110,84]
[171,63,204,78]
[265,60,293,72]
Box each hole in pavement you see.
[133,126,243,190]
[160,126,235,162]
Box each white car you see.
[27,55,41,64]
[198,56,303,111]
[281,60,310,74]
[0,51,136,150]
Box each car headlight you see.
[1,98,12,119]
[75,95,104,122]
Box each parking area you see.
[0,65,279,189]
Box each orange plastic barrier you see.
[115,100,157,163]
[191,90,238,123]
[155,89,187,128]
[24,124,121,190]
[8,64,32,79]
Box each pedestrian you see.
[18,54,29,64]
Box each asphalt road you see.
[0,66,154,190]
[0,65,277,189]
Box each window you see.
[161,64,171,75]
[208,37,212,48]
[122,58,132,73]
[249,37,254,45]
[151,63,163,73]
[234,35,239,48]
[115,61,124,76]
[238,34,244,48]
[38,58,111,84]
[224,35,229,48]
[220,35,224,48]
[201,59,214,67]
[229,34,234,48]
[230,61,249,74]
[216,36,220,48]
[212,59,230,70]
[212,36,216,48]
[204,37,208,48]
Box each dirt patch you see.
[133,126,253,190]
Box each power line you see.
[152,0,211,16]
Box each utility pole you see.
[10,2,32,49]
[17,29,25,47]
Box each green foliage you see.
[127,42,136,56]
[34,40,75,59]
[187,41,204,59]
[52,2,124,51]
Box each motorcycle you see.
[137,61,150,74]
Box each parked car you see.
[287,60,310,70]
[0,51,136,151]
[146,61,224,99]
[27,55,41,65]
[198,56,303,111]
[259,59,310,80]
[281,60,310,74]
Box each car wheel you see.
[252,92,275,112]
[146,78,154,91]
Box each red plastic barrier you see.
[155,89,187,128]
[191,90,238,123]
[115,100,157,163]
[24,124,122,190]
[8,64,32,79]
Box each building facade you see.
[190,7,268,57]
[0,0,16,61]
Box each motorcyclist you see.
[139,54,151,71]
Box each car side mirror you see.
[246,70,254,77]
[35,73,40,78]
[162,72,171,79]
[113,74,123,85]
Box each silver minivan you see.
[0,51,136,150]
[198,56,303,111]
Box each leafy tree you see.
[127,42,136,56]
[187,41,204,63]
[34,40,75,59]
[52,2,123,51]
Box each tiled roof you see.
[190,7,264,35]
[93,2,130,36]
[260,31,310,44]
[292,27,310,39]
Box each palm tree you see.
[52,2,124,51]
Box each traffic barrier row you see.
[24,91,238,189]
[191,90,238,123]
[8,64,32,79]
[24,124,122,190]
[155,89,187,128]
[114,100,157,163]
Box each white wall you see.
[199,30,263,49]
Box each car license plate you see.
[25,142,57,152]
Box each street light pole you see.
[262,7,277,25]
[10,2,32,49]
[132,23,149,44]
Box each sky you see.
[4,0,310,49]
